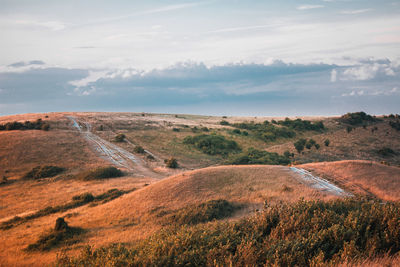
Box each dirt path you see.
[290,167,352,197]
[67,116,162,178]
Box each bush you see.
[389,120,400,131]
[59,198,400,266]
[23,165,65,180]
[77,167,123,181]
[183,134,241,156]
[172,128,180,132]
[114,133,126,142]
[133,146,145,154]
[26,218,83,251]
[347,126,353,133]
[324,139,330,147]
[339,111,377,125]
[315,143,320,150]
[377,147,396,157]
[227,148,290,165]
[220,120,230,126]
[294,139,307,154]
[277,118,324,131]
[232,121,296,142]
[164,158,178,168]
[0,118,49,131]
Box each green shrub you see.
[77,167,123,181]
[277,118,324,131]
[164,158,178,168]
[114,133,126,142]
[315,143,320,150]
[172,128,180,132]
[377,147,396,157]
[231,121,296,142]
[294,139,307,154]
[0,118,49,131]
[324,139,330,147]
[23,165,65,180]
[339,111,377,125]
[227,148,290,165]
[389,120,400,131]
[183,134,241,156]
[220,120,230,126]
[133,146,145,154]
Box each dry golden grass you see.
[0,165,333,266]
[300,160,400,201]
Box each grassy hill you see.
[1,111,400,266]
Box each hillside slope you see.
[301,160,400,201]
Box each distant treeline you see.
[0,118,49,131]
[228,118,324,142]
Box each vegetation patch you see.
[389,120,400,131]
[0,118,50,131]
[339,111,377,125]
[26,218,84,252]
[77,166,123,181]
[23,165,65,180]
[232,121,296,142]
[0,188,134,230]
[58,198,400,266]
[164,199,239,226]
[377,147,397,157]
[114,133,126,142]
[227,148,290,165]
[164,157,178,168]
[183,134,241,156]
[276,118,324,131]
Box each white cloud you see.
[15,20,66,31]
[340,9,372,15]
[297,5,324,10]
[69,70,109,88]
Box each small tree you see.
[324,139,330,147]
[134,146,145,154]
[164,158,178,168]
[115,133,126,142]
[294,139,307,154]
[315,144,320,150]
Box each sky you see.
[0,0,399,116]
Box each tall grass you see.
[58,198,400,266]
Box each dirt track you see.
[290,167,352,197]
[67,116,161,178]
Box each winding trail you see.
[67,116,161,178]
[290,167,352,197]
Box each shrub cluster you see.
[26,218,84,252]
[389,120,400,131]
[232,121,296,142]
[339,111,377,125]
[276,118,325,131]
[227,148,290,165]
[114,133,126,142]
[77,167,123,181]
[377,147,397,157]
[59,198,400,266]
[23,165,65,180]
[0,118,50,131]
[164,158,178,168]
[183,134,241,156]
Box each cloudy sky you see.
[0,0,399,116]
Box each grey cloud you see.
[7,60,45,68]
[1,60,399,116]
